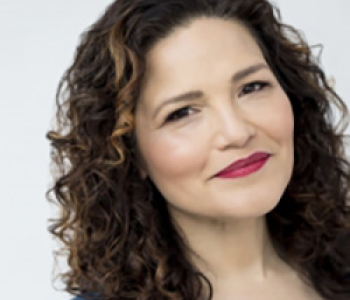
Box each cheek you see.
[138,130,207,179]
[259,94,294,141]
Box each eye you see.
[165,106,196,123]
[239,81,271,97]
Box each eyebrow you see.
[152,62,269,120]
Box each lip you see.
[215,151,271,177]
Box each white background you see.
[0,1,349,300]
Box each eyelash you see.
[164,80,272,123]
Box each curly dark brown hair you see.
[46,0,350,299]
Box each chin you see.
[202,189,282,219]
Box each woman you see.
[46,0,350,299]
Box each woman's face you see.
[134,17,294,221]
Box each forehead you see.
[139,17,265,106]
[146,17,262,71]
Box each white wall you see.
[0,1,348,300]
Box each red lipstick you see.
[215,152,271,179]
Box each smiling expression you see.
[134,17,294,221]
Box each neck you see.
[169,209,287,284]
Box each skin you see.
[134,17,323,300]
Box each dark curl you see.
[46,0,350,299]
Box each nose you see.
[211,105,256,150]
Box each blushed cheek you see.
[263,95,294,142]
[278,98,294,140]
[141,133,206,180]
